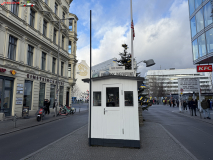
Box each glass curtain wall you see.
[192,39,199,60]
[195,0,202,9]
[23,80,33,110]
[198,34,207,57]
[39,83,45,107]
[191,16,197,37]
[50,84,55,108]
[203,1,213,27]
[196,8,204,33]
[59,86,64,106]
[206,28,213,54]
[189,0,195,16]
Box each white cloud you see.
[76,0,194,77]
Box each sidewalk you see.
[21,122,197,160]
[172,109,213,125]
[0,109,88,136]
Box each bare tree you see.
[72,84,82,98]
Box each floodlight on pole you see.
[137,59,156,67]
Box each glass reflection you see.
[106,87,119,107]
[206,28,213,54]
[195,0,202,9]
[203,1,213,27]
[39,83,45,107]
[196,8,204,33]
[23,80,33,110]
[189,0,195,16]
[192,39,199,60]
[191,16,197,37]
[50,84,55,108]
[198,34,207,57]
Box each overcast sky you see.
[69,0,194,77]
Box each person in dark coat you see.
[172,99,175,107]
[169,100,171,107]
[195,99,198,111]
[188,100,191,110]
[183,100,187,111]
[177,100,179,107]
[44,99,50,114]
[191,99,197,116]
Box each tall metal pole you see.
[89,10,92,146]
[130,0,134,71]
[56,20,61,117]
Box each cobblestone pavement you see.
[21,122,197,160]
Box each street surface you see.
[0,111,88,160]
[143,104,213,160]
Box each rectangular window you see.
[11,0,19,16]
[191,16,196,38]
[8,35,17,60]
[203,1,213,27]
[30,8,35,27]
[27,45,34,66]
[53,28,57,43]
[55,3,58,15]
[63,12,65,23]
[106,87,119,107]
[195,0,202,10]
[43,20,47,36]
[68,41,72,54]
[69,20,73,31]
[192,39,199,60]
[198,34,207,57]
[196,8,204,33]
[50,84,55,108]
[41,52,46,70]
[23,80,33,110]
[68,64,71,78]
[93,92,101,106]
[59,86,64,106]
[206,28,213,54]
[39,83,45,107]
[61,62,64,76]
[62,36,64,49]
[189,0,195,16]
[52,57,56,74]
[124,91,133,106]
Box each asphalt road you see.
[0,111,88,160]
[143,105,213,160]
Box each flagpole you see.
[130,0,134,72]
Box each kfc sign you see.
[197,65,212,72]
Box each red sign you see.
[197,65,212,72]
[0,68,6,72]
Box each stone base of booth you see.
[90,138,140,148]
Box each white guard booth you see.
[82,75,144,148]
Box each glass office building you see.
[188,0,213,64]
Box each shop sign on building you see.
[197,65,212,72]
[178,78,200,92]
[17,91,23,94]
[27,74,64,85]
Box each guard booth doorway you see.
[102,84,123,139]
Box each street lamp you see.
[137,59,155,67]
[51,17,75,117]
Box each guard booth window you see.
[106,87,119,107]
[124,91,133,106]
[93,92,101,106]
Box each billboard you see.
[178,78,200,93]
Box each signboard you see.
[16,98,23,101]
[17,91,23,94]
[178,78,200,92]
[197,65,212,72]
[17,84,23,87]
[16,101,23,105]
[17,87,23,91]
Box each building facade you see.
[0,0,78,117]
[188,0,213,64]
[145,68,212,95]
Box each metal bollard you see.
[14,114,17,128]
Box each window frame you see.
[62,36,64,49]
[53,28,57,44]
[41,52,46,70]
[68,40,72,54]
[124,91,134,106]
[93,92,101,106]
[55,2,58,15]
[30,8,35,28]
[8,35,17,60]
[27,45,34,66]
[52,57,56,74]
[43,19,47,36]
[11,0,19,16]
[68,64,71,78]
[61,62,64,76]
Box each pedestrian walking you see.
[183,100,187,111]
[177,100,179,107]
[172,99,175,107]
[191,99,197,116]
[44,99,50,114]
[201,99,211,119]
[169,100,171,107]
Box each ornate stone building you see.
[0,0,78,118]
